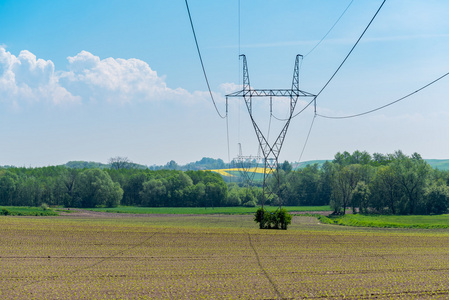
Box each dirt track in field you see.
[58,208,335,218]
[57,208,255,218]
[290,210,333,216]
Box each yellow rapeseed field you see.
[209,167,272,177]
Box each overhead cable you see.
[315,0,387,100]
[317,71,449,119]
[298,114,316,163]
[185,0,227,119]
[291,97,317,119]
[304,0,354,57]
[226,98,231,163]
[287,0,384,121]
[271,97,314,122]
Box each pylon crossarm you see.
[226,89,315,98]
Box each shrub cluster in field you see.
[254,207,292,229]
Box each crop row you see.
[1,216,449,299]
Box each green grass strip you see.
[326,214,449,229]
[1,206,59,216]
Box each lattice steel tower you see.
[233,143,261,187]
[226,55,316,208]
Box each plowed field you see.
[1,212,449,299]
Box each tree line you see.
[270,150,449,215]
[1,150,449,215]
[0,167,231,208]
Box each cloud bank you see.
[0,47,79,106]
[0,47,202,107]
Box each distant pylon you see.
[233,143,261,187]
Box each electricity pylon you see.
[226,54,316,208]
[233,143,261,187]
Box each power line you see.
[226,98,231,164]
[238,0,242,143]
[317,71,449,119]
[298,113,316,163]
[291,97,316,119]
[185,0,227,119]
[271,96,315,121]
[185,0,231,171]
[315,0,387,99]
[304,0,354,58]
[238,0,241,57]
[287,0,386,121]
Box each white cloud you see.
[59,50,202,104]
[0,47,211,107]
[219,82,242,94]
[0,47,80,106]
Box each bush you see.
[40,203,50,211]
[243,200,256,207]
[254,207,292,230]
[317,215,335,224]
[1,208,10,215]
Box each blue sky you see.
[0,0,448,167]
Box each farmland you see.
[209,167,268,181]
[2,213,449,299]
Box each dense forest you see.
[0,167,229,209]
[274,150,449,215]
[1,150,449,215]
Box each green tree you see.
[166,172,193,206]
[370,165,400,214]
[140,179,166,207]
[240,188,257,207]
[351,150,372,165]
[281,160,292,173]
[205,182,224,208]
[226,188,242,206]
[391,153,431,214]
[73,169,123,208]
[254,208,292,230]
[423,181,449,214]
[333,151,352,166]
[166,160,179,170]
[372,152,393,166]
[122,173,147,205]
[296,164,324,206]
[108,156,132,170]
[351,181,370,214]
[0,170,18,206]
[330,164,370,214]
[16,176,42,206]
[194,182,206,208]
